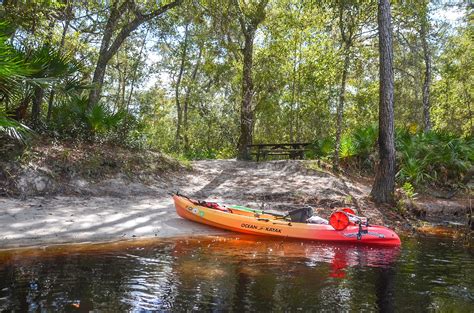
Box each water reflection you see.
[0,235,472,311]
[170,237,400,279]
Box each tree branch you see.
[105,0,183,61]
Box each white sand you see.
[0,160,373,249]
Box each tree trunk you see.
[14,96,32,121]
[234,0,268,160]
[47,17,70,122]
[87,0,183,110]
[114,54,122,110]
[31,19,55,128]
[121,59,127,109]
[126,27,150,110]
[46,90,55,122]
[289,40,298,143]
[295,38,303,142]
[87,1,124,109]
[421,13,431,132]
[333,48,350,172]
[183,46,203,153]
[237,31,255,160]
[333,1,357,172]
[463,80,473,135]
[89,56,108,107]
[175,23,189,150]
[371,0,396,204]
[31,86,44,129]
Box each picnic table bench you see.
[247,142,311,161]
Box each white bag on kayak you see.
[306,216,329,224]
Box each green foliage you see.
[0,22,34,142]
[86,104,127,135]
[401,182,417,200]
[310,125,377,168]
[0,115,32,143]
[352,124,378,158]
[432,21,473,137]
[339,136,355,159]
[396,130,473,186]
[309,137,334,158]
[0,20,88,132]
[309,125,472,187]
[0,22,33,103]
[0,0,471,184]
[28,45,74,81]
[49,96,130,141]
[397,155,432,186]
[49,96,88,136]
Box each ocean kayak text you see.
[241,223,282,233]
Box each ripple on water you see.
[0,235,472,311]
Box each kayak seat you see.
[287,207,314,223]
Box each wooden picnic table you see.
[247,142,311,161]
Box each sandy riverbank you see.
[1,160,470,249]
[0,196,227,249]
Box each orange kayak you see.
[173,195,401,246]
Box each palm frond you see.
[0,114,33,143]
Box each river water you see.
[0,235,472,312]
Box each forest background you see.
[0,0,472,202]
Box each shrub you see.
[352,124,378,159]
[310,126,472,188]
[396,130,473,186]
[309,137,334,158]
[49,96,131,143]
[0,114,32,144]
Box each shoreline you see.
[0,233,231,254]
[1,194,470,251]
[0,196,226,250]
[0,194,389,250]
[1,160,470,250]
